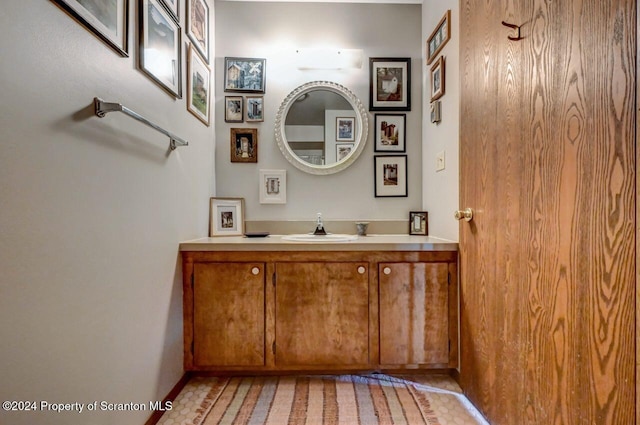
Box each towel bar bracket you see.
[93,97,188,150]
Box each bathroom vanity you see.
[180,235,458,373]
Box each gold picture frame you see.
[230,128,258,163]
[426,9,451,65]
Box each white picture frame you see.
[259,170,286,204]
[209,197,244,236]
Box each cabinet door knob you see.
[251,267,260,275]
[357,266,366,274]
[383,267,391,275]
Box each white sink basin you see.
[281,234,358,242]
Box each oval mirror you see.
[274,81,368,175]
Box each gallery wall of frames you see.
[52,0,212,126]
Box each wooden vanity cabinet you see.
[274,262,369,367]
[378,262,455,368]
[182,250,458,372]
[191,262,266,367]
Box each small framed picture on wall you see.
[259,169,286,204]
[430,56,446,101]
[187,0,209,63]
[225,96,243,123]
[187,44,210,125]
[245,96,264,122]
[369,57,411,111]
[374,155,408,197]
[230,128,258,163]
[374,113,406,152]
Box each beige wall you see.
[422,0,460,241]
[214,1,423,222]
[0,2,214,424]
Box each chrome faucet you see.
[313,212,327,235]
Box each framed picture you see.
[369,57,411,111]
[159,0,179,22]
[374,155,408,198]
[259,170,286,204]
[230,128,258,163]
[409,211,429,235]
[336,117,355,141]
[209,197,244,236]
[374,114,406,152]
[51,0,128,56]
[430,100,442,123]
[139,0,182,98]
[336,143,354,161]
[225,96,243,123]
[187,44,210,125]
[427,10,451,65]
[245,96,264,122]
[224,57,266,93]
[187,0,209,63]
[430,56,446,101]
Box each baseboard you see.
[144,372,192,425]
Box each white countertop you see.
[179,234,458,252]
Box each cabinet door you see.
[193,262,265,366]
[275,262,369,366]
[379,262,449,365]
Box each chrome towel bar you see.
[93,97,188,151]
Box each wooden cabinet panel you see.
[193,262,265,366]
[274,262,369,366]
[379,262,449,366]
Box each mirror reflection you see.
[274,81,368,175]
[284,89,356,166]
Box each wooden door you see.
[193,263,265,366]
[459,0,636,424]
[274,262,369,366]
[379,262,449,366]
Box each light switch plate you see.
[436,150,445,171]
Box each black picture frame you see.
[369,57,411,111]
[409,211,429,235]
[139,0,182,98]
[374,114,406,152]
[374,155,408,198]
[51,0,128,57]
[224,57,266,93]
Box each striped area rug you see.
[187,374,442,425]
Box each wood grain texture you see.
[459,0,636,423]
[193,263,265,366]
[274,262,369,366]
[182,250,458,373]
[379,262,449,366]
